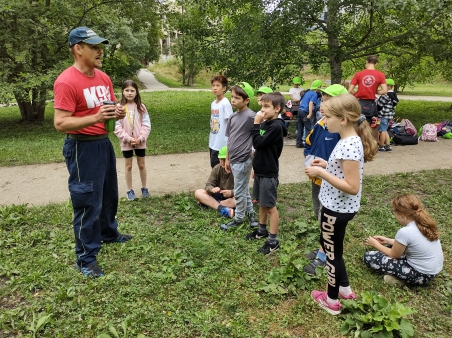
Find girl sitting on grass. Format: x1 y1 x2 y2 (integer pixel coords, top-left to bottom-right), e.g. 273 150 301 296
364 194 443 286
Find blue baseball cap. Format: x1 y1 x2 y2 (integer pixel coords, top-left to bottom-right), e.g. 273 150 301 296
68 26 108 47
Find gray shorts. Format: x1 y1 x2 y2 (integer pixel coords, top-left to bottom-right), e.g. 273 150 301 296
252 176 278 207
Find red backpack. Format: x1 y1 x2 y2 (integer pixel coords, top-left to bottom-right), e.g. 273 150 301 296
402 119 416 136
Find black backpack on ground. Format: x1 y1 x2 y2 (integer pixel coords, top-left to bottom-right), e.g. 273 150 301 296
393 133 418 145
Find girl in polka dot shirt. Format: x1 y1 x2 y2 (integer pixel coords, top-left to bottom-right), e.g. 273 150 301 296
304 94 378 315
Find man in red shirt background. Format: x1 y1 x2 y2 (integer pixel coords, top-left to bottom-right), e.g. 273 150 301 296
349 55 387 138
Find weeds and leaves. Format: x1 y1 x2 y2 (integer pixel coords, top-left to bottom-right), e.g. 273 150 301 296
0 170 451 336
27 312 52 338
340 291 416 338
258 241 318 295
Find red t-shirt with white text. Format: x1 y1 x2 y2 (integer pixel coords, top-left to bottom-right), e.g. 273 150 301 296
350 69 386 100
54 66 116 135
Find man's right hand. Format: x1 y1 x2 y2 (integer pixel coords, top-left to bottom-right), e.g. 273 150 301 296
97 104 117 122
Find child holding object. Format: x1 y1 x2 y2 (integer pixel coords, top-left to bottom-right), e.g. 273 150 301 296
245 92 288 254
305 94 378 315
114 80 151 201
364 194 443 286
195 146 235 218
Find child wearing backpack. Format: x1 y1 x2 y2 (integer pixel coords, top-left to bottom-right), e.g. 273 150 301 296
376 78 399 152
305 94 378 315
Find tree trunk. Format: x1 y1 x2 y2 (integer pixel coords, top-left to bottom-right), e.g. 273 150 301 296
14 93 34 121
326 0 342 84
14 86 46 122
329 55 342 84
32 85 47 121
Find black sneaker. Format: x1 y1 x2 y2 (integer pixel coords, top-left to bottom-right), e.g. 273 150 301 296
104 233 133 243
247 212 259 228
258 240 279 255
303 258 326 276
245 229 269 240
220 219 243 230
305 248 319 260
76 262 105 278
384 146 392 152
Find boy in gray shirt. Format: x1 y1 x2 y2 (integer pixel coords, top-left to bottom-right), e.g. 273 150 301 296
220 82 259 230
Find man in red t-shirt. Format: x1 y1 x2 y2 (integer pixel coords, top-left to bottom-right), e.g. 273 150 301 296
54 26 130 278
349 55 387 128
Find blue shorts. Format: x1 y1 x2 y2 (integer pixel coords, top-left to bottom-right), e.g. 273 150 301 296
378 117 390 132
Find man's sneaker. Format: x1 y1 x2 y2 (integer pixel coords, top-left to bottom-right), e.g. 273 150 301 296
141 187 150 197
305 248 319 260
257 240 279 254
104 233 133 243
384 274 406 286
220 219 243 230
127 190 136 201
219 207 234 218
378 146 385 152
245 229 269 240
303 258 326 276
311 290 342 315
384 146 392 152
247 212 259 228
76 262 105 278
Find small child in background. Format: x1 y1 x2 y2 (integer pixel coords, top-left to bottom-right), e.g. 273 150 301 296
305 94 378 315
220 82 259 230
296 80 322 148
209 75 233 168
246 92 287 254
376 78 399 152
289 76 305 115
114 80 151 201
364 193 443 286
195 146 235 218
255 86 273 112
303 84 348 275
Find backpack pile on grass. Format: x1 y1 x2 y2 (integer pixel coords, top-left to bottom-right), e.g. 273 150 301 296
436 120 452 139
389 118 418 145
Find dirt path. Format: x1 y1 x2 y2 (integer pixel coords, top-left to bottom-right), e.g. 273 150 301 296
1 138 451 206
1 71 450 207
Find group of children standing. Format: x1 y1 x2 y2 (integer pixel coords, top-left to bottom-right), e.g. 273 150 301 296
113 75 443 317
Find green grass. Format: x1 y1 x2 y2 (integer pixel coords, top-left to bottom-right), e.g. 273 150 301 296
1 170 451 337
398 82 452 97
0 92 451 167
149 59 213 89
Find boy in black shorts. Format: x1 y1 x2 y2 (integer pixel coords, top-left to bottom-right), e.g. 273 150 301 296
245 92 288 254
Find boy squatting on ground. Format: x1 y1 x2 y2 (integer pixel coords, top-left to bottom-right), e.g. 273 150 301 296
302 84 349 275
245 92 288 254
220 82 259 230
376 78 399 152
194 146 235 218
209 75 233 168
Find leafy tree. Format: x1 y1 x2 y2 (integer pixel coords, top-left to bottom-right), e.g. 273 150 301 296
171 0 452 88
0 0 161 122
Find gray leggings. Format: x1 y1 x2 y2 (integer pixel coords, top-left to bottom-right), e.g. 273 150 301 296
363 251 436 285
